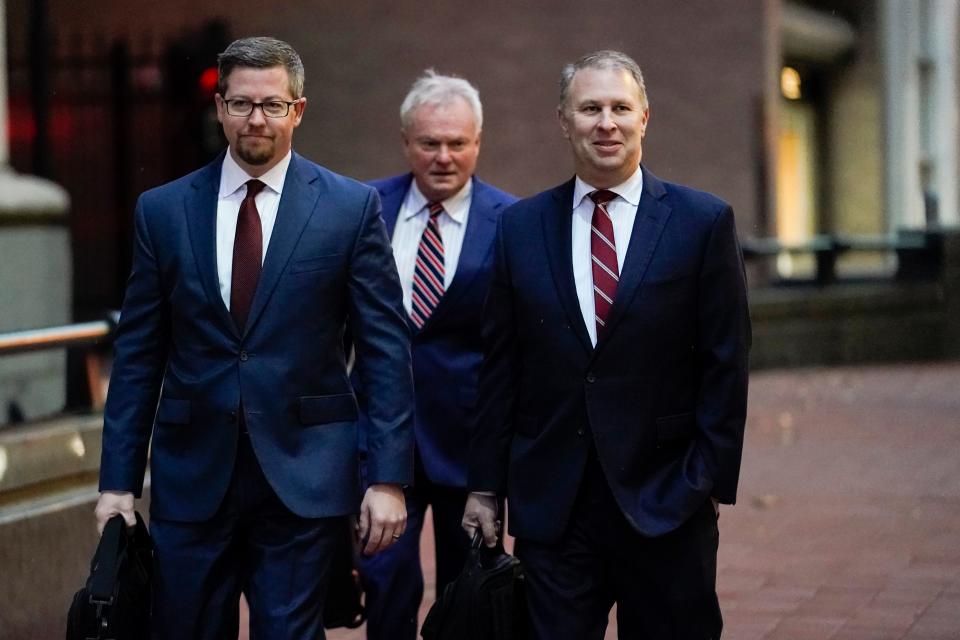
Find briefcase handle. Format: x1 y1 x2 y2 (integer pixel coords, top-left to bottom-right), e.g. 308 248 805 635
469 531 509 569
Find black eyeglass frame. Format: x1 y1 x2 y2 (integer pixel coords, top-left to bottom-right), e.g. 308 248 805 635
222 98 301 118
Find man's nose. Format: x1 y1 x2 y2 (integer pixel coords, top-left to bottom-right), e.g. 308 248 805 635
247 105 268 126
598 109 617 130
435 145 452 163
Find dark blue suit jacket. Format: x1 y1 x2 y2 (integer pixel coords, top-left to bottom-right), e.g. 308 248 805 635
99 152 414 522
469 167 751 542
360 174 516 488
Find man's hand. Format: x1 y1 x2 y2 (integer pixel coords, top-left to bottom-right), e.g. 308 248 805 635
95 491 136 534
358 483 406 556
462 492 499 548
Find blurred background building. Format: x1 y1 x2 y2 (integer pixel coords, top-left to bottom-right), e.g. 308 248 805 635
1 1 958 636
2 1 957 386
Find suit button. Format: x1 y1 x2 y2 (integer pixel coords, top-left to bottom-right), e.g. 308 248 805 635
240 351 248 362
586 373 596 383
576 428 585 436
229 411 237 422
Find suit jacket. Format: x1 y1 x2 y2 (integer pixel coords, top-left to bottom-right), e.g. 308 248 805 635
359 174 516 488
468 166 751 542
99 151 414 522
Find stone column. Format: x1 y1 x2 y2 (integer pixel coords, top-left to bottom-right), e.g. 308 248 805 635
881 0 959 231
0 0 5 167
0 0 73 426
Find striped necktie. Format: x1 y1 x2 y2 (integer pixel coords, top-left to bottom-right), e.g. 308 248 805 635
589 189 619 337
411 201 445 328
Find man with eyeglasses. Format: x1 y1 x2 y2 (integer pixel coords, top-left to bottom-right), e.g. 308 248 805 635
95 36 414 639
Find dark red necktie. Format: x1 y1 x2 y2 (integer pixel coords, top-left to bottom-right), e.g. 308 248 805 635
410 202 446 328
589 189 619 337
230 179 266 331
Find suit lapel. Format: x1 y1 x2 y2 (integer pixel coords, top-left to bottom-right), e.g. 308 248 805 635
375 174 417 332
377 175 411 237
594 167 672 351
184 154 239 339
542 179 593 355
243 153 321 336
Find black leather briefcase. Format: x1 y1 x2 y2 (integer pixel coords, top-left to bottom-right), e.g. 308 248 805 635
66 512 152 640
421 533 527 640
323 516 365 629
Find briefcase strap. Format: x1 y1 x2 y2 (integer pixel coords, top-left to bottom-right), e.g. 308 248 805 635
88 515 127 605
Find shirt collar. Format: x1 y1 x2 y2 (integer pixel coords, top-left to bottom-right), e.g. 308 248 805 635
219 149 292 198
572 164 644 210
402 176 473 224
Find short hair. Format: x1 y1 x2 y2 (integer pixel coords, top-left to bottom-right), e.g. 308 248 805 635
558 50 648 111
217 37 305 99
400 69 483 132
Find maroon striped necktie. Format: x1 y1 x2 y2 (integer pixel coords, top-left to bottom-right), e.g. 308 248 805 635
411 202 446 328
230 179 265 331
589 189 619 337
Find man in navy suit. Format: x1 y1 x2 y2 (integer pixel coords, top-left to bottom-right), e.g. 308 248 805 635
95 37 414 639
463 50 751 639
356 70 516 640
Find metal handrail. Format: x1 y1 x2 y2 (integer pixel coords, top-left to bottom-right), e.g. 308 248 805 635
741 230 944 284
0 320 113 356
0 315 119 412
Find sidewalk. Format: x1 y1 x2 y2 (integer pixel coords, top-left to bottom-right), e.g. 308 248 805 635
717 362 960 640
313 361 960 639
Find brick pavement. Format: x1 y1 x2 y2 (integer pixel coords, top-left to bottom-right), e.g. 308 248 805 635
244 362 960 639
716 362 960 640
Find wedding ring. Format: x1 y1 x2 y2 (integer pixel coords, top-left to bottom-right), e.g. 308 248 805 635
391 533 402 539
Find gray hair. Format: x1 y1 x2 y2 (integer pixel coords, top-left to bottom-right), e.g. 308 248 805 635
218 37 305 99
559 50 648 111
400 69 483 132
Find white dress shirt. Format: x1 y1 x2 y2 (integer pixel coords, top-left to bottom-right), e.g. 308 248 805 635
391 178 473 315
216 150 291 310
571 165 644 346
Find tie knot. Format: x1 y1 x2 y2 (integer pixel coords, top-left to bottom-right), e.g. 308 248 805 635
589 189 617 206
427 201 445 219
245 179 266 199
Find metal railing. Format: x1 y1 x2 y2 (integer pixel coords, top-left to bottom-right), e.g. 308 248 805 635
741 229 944 285
0 320 114 355
0 314 118 414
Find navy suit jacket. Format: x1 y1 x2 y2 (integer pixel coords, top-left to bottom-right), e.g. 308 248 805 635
468 167 751 542
99 151 414 522
359 174 516 488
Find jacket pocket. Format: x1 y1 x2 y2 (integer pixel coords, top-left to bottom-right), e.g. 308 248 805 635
156 398 191 424
289 254 344 274
655 412 696 443
514 413 541 438
299 394 359 426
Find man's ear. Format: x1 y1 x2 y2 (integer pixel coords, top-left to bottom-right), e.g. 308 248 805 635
292 97 307 127
639 107 650 137
215 94 225 124
400 128 412 156
557 107 571 139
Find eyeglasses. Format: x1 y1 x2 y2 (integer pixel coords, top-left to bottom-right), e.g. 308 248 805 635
222 98 299 118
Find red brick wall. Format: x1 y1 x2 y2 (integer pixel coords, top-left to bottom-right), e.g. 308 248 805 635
8 0 769 230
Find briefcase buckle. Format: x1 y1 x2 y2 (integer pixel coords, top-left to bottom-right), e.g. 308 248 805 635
84 601 114 640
